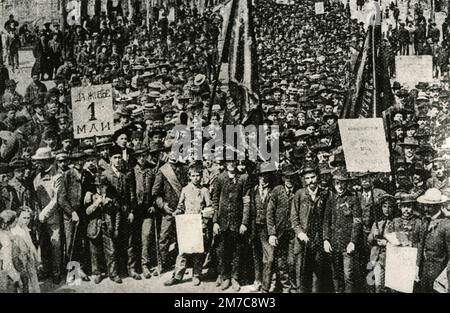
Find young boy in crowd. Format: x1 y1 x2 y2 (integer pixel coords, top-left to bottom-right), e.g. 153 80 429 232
164 163 212 287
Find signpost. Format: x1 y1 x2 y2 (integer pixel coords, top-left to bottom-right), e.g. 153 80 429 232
71 84 115 139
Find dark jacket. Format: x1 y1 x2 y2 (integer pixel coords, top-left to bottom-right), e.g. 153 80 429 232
102 166 136 215
243 185 271 239
267 185 295 237
212 172 246 232
291 187 329 250
57 167 84 219
323 189 362 252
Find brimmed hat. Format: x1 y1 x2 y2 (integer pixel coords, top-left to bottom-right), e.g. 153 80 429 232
280 163 298 176
194 74 206 86
31 147 54 160
399 137 419 148
301 162 317 176
148 142 164 154
417 188 449 204
395 192 417 204
330 152 346 167
373 188 395 204
332 168 352 181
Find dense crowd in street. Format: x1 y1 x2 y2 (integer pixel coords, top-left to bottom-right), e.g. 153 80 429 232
0 0 449 293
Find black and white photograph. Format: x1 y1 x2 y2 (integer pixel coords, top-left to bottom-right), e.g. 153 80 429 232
0 0 449 296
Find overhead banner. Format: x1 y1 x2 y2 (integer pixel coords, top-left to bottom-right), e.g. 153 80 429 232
395 55 433 88
175 214 204 254
385 244 417 293
338 118 391 172
71 84 115 139
315 2 325 14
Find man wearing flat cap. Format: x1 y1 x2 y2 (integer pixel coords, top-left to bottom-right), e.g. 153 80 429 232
102 145 137 279
323 168 362 293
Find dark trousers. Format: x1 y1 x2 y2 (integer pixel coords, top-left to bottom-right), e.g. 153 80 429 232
89 227 118 278
216 229 243 281
266 232 294 293
252 224 273 284
296 242 323 293
64 217 90 273
38 222 62 278
330 251 356 293
159 214 176 270
141 216 157 269
126 217 142 273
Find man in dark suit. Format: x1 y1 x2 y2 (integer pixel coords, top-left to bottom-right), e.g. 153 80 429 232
266 164 298 293
242 164 273 292
212 160 247 291
291 163 330 293
152 150 188 272
323 168 362 293
48 33 63 80
102 145 137 278
32 32 49 80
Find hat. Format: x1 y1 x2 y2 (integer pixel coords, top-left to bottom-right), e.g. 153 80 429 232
417 188 448 204
280 163 298 176
31 147 54 160
194 74 206 86
373 188 395 204
255 162 276 175
399 137 419 148
55 152 69 161
0 163 12 174
395 192 417 204
70 151 85 160
95 137 112 149
332 168 352 181
109 145 123 157
301 162 317 176
330 152 346 167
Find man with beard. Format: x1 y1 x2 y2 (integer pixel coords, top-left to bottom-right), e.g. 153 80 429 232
57 151 91 282
212 160 247 291
416 188 450 292
266 164 298 293
291 163 330 293
32 147 63 284
323 168 362 293
152 149 188 272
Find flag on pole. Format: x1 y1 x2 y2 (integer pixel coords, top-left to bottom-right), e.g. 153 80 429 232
342 23 395 118
218 0 260 122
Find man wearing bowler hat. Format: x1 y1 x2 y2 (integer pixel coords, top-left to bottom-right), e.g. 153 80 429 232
266 163 299 293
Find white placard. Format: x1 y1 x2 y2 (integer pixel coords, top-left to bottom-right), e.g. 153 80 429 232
168 7 175 23
338 118 391 172
315 2 325 14
175 214 204 254
71 84 114 139
385 244 417 293
395 55 433 88
434 266 448 293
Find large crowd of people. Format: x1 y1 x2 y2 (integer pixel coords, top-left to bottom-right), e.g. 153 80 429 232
0 0 449 294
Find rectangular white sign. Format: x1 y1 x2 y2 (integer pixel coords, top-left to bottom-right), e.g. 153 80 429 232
71 84 114 139
385 244 417 293
338 118 391 172
395 55 433 88
176 214 204 254
315 2 325 14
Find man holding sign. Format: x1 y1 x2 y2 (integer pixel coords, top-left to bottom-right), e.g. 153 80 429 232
164 163 212 287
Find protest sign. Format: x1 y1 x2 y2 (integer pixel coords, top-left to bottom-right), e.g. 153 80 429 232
71 84 114 139
395 55 433 88
315 2 325 14
276 0 295 5
338 118 391 172
175 214 204 254
385 244 417 293
434 266 448 293
168 7 176 22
